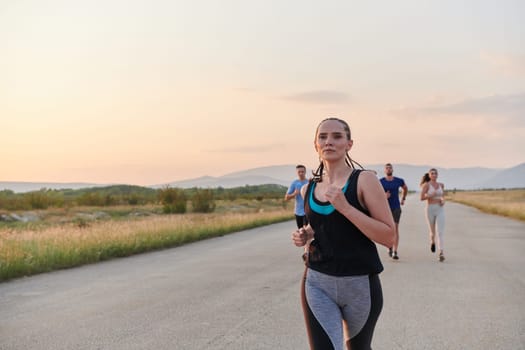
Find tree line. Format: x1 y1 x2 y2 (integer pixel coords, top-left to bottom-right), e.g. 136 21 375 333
0 184 287 213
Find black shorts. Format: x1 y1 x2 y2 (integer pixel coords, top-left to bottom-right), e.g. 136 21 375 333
391 207 402 223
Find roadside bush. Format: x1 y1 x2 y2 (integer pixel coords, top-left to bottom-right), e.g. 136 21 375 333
191 189 216 213
158 187 187 214
128 194 139 205
28 192 49 209
0 190 24 210
78 193 101 206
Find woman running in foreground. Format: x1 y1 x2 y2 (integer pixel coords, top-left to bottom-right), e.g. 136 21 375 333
292 117 395 350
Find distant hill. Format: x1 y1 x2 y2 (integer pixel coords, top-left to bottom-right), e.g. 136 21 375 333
151 174 291 189
0 182 111 193
156 162 525 190
476 163 525 189
365 164 502 191
153 164 311 190
2 162 524 193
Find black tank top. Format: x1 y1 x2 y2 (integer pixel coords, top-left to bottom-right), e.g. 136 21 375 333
304 169 384 276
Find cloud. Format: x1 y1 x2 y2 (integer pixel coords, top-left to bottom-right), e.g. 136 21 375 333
234 87 258 93
480 51 525 77
392 93 525 125
205 143 286 153
282 90 350 104
423 93 525 123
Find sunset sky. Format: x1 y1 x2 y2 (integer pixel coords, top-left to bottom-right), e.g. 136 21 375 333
1 0 524 186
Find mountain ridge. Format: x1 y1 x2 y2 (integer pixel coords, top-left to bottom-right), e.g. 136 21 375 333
154 162 525 190
2 162 524 193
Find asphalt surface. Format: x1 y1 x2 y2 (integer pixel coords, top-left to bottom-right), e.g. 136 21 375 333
0 196 524 349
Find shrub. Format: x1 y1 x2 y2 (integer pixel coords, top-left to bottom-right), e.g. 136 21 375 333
158 187 187 214
78 192 105 206
25 191 50 209
128 195 139 205
191 189 216 213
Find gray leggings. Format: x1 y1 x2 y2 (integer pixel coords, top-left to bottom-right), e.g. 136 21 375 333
425 203 445 251
301 268 383 350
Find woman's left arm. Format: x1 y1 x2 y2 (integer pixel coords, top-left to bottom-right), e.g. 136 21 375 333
328 171 395 247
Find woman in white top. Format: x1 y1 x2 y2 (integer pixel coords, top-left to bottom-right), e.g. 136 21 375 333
420 168 446 262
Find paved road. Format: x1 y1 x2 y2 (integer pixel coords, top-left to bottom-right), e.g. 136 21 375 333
1 196 524 349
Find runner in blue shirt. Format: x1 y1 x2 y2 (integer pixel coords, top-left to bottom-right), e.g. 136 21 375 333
380 163 408 260
284 164 309 229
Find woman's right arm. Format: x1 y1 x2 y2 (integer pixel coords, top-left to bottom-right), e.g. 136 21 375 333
420 183 429 201
292 225 314 247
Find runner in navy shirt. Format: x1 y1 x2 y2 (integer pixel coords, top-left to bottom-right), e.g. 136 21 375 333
380 163 408 260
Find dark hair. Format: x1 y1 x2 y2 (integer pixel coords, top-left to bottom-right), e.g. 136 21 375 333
420 168 437 186
420 173 431 186
312 117 364 182
296 164 306 170
385 163 393 167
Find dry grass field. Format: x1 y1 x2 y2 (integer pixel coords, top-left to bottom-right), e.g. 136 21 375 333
3 190 522 282
0 199 292 282
447 189 525 222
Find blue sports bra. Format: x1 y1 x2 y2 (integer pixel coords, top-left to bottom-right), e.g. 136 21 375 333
308 177 351 215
